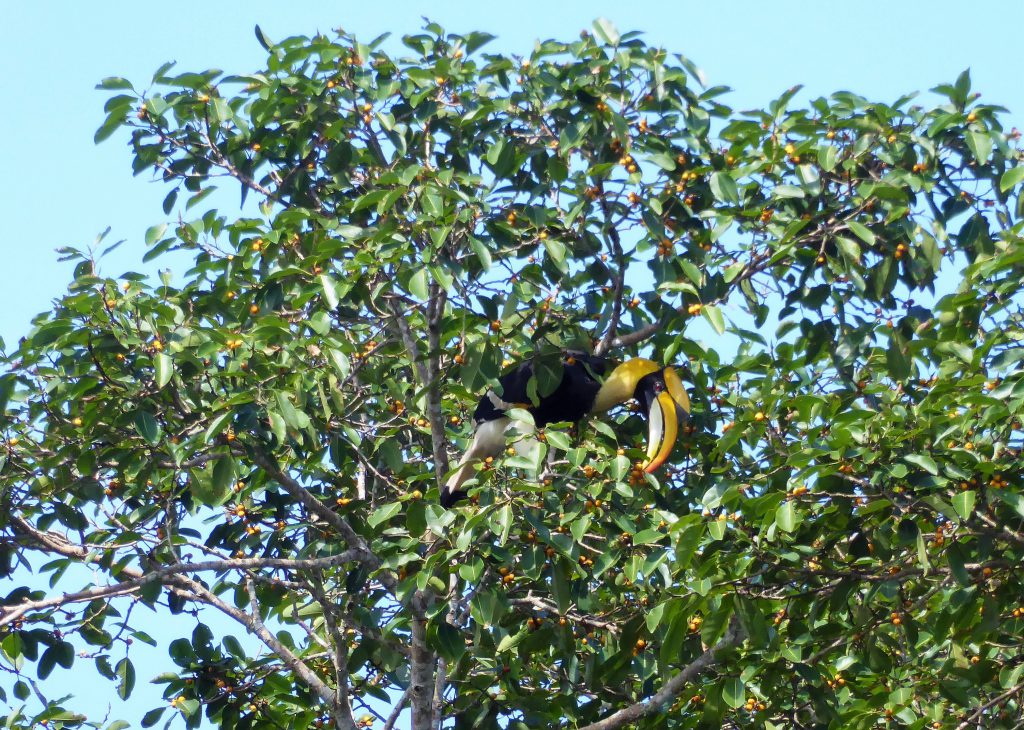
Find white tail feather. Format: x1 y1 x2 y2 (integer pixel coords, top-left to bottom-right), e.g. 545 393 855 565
441 418 510 506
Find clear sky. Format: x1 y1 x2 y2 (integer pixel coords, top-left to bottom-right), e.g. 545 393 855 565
2 1 1022 726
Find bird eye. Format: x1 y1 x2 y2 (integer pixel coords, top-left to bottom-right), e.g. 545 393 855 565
653 382 664 392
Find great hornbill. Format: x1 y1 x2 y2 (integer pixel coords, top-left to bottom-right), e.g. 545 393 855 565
441 354 690 507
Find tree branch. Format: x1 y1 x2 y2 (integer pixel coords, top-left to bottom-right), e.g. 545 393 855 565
383 686 412 730
409 598 436 730
425 283 450 490
0 550 367 628
595 181 626 357
245 448 395 592
578 617 744 730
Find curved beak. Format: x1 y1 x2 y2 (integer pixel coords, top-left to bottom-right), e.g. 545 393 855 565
643 390 684 473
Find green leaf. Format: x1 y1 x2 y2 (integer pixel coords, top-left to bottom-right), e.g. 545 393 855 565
646 152 677 171
275 392 310 430
772 184 804 199
408 268 430 300
1000 166 1024 193
645 601 667 633
154 353 173 389
886 336 911 381
917 532 931 575
632 529 664 547
904 454 938 475
591 18 620 45
966 129 992 164
775 500 798 532
679 260 702 286
722 677 746 709
543 238 568 272
319 274 340 309
145 223 168 246
947 543 970 586
991 487 1024 518
368 502 401 528
702 305 725 335
710 172 739 204
543 430 572 451
141 708 165 728
496 629 527 654
818 144 838 172
254 24 275 51
1001 663 1024 690
134 410 162 445
212 455 237 498
98 77 134 90
847 220 875 246
433 621 465 661
953 490 976 520
835 236 861 264
469 238 492 272
188 466 231 507
116 657 136 700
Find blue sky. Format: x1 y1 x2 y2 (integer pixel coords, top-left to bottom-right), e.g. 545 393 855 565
4 2 1022 350
2 1 1022 727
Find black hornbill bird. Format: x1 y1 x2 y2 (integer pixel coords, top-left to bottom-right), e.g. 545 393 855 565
441 354 690 507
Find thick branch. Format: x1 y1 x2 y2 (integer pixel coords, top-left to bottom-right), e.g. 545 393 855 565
409 602 436 730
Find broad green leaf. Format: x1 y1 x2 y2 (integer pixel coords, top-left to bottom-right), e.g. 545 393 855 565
154 353 173 389
710 172 739 204
319 274 340 309
953 490 975 520
966 129 992 164
134 410 162 445
592 18 620 45
408 268 430 300
999 166 1024 193
702 305 725 335
904 454 938 475
776 501 798 532
722 677 746 709
116 658 136 700
847 220 875 245
368 502 401 528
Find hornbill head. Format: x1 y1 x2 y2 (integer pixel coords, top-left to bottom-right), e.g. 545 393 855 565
592 358 690 473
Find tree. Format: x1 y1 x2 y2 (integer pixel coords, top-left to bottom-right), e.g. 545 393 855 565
2 18 1023 729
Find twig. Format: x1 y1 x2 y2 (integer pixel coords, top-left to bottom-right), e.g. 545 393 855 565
383 686 412 730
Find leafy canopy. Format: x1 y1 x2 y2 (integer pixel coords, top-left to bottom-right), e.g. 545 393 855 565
2 18 1024 730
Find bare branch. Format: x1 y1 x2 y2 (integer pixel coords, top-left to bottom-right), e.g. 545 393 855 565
0 550 368 627
383 686 412 730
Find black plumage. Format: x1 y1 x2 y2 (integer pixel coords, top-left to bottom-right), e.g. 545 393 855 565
472 354 609 427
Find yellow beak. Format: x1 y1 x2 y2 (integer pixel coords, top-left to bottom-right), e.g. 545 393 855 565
643 390 681 473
